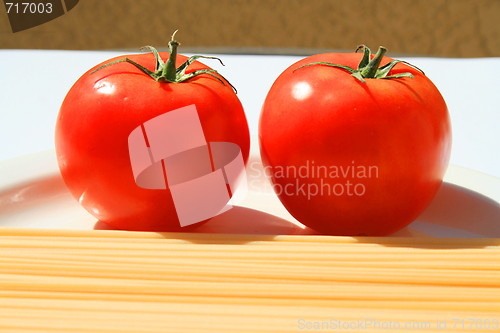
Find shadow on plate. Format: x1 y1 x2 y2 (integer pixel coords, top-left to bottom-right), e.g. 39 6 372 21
376 182 500 249
413 181 500 237
94 206 318 244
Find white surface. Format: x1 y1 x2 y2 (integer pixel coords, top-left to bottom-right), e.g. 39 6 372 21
0 50 499 179
0 148 498 237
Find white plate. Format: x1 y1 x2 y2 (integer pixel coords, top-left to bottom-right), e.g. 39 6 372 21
0 145 499 237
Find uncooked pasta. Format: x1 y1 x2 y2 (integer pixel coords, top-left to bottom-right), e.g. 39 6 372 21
0 227 498 333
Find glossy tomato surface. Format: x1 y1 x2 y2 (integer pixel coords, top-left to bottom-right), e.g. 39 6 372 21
56 53 250 231
259 52 451 236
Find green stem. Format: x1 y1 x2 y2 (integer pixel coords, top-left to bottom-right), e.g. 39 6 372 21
163 30 179 81
361 46 387 78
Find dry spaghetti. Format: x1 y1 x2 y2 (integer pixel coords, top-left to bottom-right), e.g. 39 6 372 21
0 227 498 333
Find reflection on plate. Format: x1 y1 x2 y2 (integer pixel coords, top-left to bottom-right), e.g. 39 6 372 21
0 147 499 237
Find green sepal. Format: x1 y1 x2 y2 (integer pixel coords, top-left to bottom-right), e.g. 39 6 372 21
91 31 237 92
295 45 424 83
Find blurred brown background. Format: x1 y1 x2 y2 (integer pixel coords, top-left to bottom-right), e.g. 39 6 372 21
1 0 499 57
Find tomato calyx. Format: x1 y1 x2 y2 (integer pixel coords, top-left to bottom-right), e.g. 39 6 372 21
295 45 424 83
91 31 237 92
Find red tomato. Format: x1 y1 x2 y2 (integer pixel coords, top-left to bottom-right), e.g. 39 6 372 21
56 37 250 231
259 46 451 236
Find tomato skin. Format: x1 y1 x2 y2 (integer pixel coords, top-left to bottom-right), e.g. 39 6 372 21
56 53 250 231
259 52 451 236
